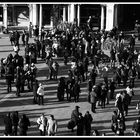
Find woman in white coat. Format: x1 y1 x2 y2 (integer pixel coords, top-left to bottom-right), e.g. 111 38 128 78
46 114 57 136
37 113 47 136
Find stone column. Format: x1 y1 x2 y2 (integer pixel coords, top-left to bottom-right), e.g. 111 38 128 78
70 4 75 23
68 4 70 22
105 3 114 31
39 4 42 35
32 4 37 27
77 4 80 26
3 4 8 29
113 4 118 28
63 5 66 22
100 5 105 30
28 4 33 23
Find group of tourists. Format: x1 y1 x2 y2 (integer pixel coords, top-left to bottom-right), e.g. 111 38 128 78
1 16 140 136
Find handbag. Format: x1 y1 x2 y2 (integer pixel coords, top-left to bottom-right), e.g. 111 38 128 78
67 119 76 129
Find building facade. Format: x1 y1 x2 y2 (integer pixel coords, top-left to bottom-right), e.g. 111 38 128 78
0 3 140 32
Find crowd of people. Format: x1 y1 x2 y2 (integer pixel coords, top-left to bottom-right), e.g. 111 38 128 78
1 17 140 136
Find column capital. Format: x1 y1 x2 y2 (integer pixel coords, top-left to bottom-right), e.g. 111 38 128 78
2 4 8 9
100 4 106 7
106 3 115 7
28 4 32 7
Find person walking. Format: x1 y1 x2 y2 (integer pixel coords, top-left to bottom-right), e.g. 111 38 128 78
73 80 81 102
84 111 93 136
37 83 45 105
37 113 48 136
18 114 30 136
46 114 58 136
3 112 12 136
32 79 39 104
11 111 19 136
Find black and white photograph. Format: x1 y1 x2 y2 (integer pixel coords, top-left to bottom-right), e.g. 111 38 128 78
0 1 140 137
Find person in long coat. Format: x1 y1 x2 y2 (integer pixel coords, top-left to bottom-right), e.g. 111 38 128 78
70 106 80 131
5 64 13 93
18 114 30 136
46 114 58 136
90 86 97 113
32 79 39 104
11 111 19 136
37 113 47 136
57 77 66 101
4 112 12 136
76 113 85 136
84 111 93 136
73 80 81 102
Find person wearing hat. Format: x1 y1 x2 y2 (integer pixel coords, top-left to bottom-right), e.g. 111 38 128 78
37 83 45 105
69 106 80 131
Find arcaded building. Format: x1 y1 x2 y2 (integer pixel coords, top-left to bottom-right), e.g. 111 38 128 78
0 3 140 32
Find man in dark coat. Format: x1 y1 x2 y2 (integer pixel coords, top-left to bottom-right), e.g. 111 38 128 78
90 67 97 86
129 34 135 53
84 111 93 136
4 112 12 136
123 90 130 116
109 78 116 99
57 77 66 101
11 111 19 136
5 65 13 93
14 30 20 46
32 79 39 104
19 114 30 136
34 25 39 40
76 113 84 136
73 80 81 102
70 106 80 131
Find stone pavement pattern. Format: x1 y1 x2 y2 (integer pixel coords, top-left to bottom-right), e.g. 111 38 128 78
0 35 140 136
